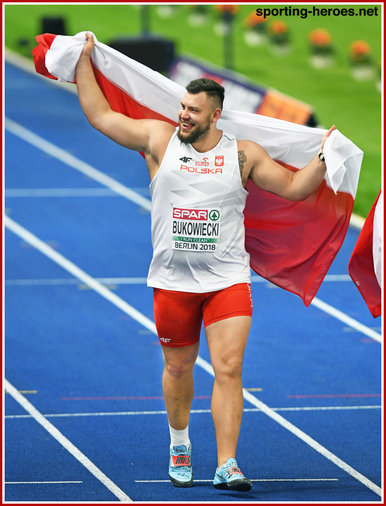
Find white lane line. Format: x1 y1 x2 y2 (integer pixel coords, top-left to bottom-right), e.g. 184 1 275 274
5 481 83 485
4 277 148 287
5 188 117 197
5 274 353 287
5 216 381 498
314 274 352 282
5 117 151 212
5 277 148 287
5 404 381 419
311 297 382 343
5 187 149 198
135 478 339 484
5 118 378 340
4 379 132 502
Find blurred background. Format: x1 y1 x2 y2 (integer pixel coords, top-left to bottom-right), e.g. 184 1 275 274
4 2 382 218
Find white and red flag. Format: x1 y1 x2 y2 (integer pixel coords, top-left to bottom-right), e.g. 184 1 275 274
32 32 364 306
349 191 382 318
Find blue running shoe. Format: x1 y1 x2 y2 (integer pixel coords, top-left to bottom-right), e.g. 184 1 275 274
168 444 193 487
213 458 252 491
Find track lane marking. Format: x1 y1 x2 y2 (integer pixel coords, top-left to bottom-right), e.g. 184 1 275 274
3 379 132 502
5 404 381 419
5 481 83 485
5 215 382 498
5 187 149 198
5 118 151 211
311 297 381 342
288 393 381 399
5 118 380 342
5 274 354 286
135 478 340 484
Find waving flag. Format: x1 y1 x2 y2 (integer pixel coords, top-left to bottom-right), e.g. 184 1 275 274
32 32 363 306
349 191 382 318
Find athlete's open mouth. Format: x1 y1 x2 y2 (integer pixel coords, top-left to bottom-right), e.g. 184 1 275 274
181 122 194 131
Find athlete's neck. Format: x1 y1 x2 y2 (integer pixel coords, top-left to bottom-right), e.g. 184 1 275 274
191 128 223 153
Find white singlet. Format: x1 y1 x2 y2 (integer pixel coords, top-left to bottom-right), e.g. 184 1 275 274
147 128 251 293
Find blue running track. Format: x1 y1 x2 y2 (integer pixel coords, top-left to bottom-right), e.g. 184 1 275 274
4 55 382 503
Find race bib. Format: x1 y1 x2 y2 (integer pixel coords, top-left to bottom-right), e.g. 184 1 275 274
172 207 221 252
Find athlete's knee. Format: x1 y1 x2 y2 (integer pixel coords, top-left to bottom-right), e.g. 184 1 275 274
213 353 244 381
163 346 198 379
164 360 192 379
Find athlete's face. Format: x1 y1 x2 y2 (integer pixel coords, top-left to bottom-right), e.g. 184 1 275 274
177 92 218 144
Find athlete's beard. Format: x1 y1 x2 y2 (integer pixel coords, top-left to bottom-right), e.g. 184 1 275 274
177 118 211 145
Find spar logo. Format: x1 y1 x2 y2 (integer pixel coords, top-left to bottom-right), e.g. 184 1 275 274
173 208 221 221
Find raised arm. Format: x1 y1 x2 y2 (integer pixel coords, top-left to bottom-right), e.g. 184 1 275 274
240 126 336 201
75 33 173 158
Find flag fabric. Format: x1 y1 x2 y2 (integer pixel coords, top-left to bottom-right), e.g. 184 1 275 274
32 32 364 306
349 191 382 318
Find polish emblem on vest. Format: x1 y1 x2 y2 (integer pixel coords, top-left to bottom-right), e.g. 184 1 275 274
215 155 224 167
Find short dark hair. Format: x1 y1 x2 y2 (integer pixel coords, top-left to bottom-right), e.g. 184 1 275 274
186 78 225 110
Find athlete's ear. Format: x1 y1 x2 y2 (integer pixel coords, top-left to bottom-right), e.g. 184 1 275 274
211 107 222 124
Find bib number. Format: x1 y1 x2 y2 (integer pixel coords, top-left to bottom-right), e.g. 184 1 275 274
172 208 220 252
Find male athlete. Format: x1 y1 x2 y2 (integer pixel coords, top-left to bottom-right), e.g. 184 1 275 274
75 33 334 491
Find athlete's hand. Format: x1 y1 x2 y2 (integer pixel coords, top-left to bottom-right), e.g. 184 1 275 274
81 32 95 59
321 125 336 151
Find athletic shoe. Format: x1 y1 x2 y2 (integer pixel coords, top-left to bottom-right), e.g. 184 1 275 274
168 444 193 487
213 458 252 491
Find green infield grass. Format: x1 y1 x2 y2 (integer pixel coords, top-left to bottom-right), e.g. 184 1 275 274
4 3 382 218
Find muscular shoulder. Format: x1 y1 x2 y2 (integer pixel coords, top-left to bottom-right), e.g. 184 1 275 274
237 139 264 157
237 139 264 185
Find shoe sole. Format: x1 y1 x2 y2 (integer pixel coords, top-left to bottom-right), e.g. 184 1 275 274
214 479 252 491
169 474 193 487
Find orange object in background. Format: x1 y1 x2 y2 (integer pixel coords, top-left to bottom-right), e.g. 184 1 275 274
257 90 313 125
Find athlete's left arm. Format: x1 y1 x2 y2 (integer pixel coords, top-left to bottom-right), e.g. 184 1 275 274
239 126 335 201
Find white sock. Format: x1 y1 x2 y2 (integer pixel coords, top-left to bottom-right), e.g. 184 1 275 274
169 424 190 449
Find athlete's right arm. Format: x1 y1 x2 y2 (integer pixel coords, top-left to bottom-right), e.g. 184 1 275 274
75 33 166 154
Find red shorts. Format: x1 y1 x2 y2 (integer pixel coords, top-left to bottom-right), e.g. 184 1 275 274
153 283 253 348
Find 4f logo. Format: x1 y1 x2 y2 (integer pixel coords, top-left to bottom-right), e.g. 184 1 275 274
215 156 224 167
180 156 192 163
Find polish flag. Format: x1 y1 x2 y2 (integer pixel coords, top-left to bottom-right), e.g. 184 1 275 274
32 32 364 306
349 192 382 318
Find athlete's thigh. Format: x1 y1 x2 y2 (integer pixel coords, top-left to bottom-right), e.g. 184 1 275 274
153 288 204 348
202 283 253 328
205 315 252 371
